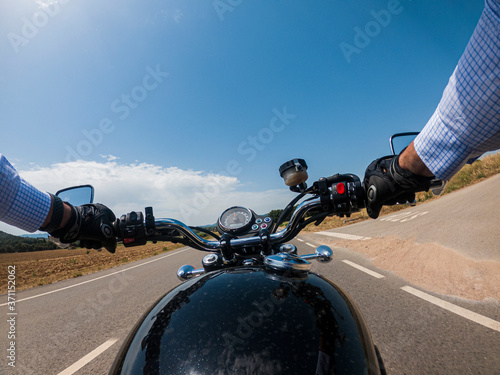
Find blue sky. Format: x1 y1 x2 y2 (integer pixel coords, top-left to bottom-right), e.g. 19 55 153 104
0 0 485 234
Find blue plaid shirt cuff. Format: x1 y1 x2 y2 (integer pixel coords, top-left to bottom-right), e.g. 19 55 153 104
1 179 52 233
0 155 52 233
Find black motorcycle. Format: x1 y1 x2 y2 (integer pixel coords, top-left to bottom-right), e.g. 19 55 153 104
56 132 451 374
59 158 389 374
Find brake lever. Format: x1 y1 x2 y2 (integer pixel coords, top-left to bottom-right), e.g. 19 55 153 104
145 206 156 236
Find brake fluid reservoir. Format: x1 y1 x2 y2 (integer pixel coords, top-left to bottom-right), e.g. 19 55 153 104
279 159 308 186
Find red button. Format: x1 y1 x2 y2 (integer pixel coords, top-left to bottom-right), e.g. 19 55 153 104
337 183 345 195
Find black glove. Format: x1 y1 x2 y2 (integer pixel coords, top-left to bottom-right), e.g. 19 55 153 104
363 154 433 219
43 195 117 253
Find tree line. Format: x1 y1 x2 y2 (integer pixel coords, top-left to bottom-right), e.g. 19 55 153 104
0 231 59 253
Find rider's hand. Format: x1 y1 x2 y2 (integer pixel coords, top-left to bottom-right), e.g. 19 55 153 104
363 153 433 219
45 198 117 253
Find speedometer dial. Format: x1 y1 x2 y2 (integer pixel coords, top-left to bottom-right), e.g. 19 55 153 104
218 206 253 234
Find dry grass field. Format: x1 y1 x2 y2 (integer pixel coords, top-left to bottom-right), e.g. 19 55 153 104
0 242 182 294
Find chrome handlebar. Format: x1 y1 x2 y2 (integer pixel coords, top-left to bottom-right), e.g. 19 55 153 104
150 196 325 252
115 172 365 253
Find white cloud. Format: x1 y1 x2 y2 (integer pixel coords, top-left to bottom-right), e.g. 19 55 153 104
99 154 119 162
16 160 295 229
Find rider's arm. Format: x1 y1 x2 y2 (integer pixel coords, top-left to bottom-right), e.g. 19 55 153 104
399 141 434 177
0 154 53 232
0 153 116 251
413 0 500 180
364 0 500 219
40 196 73 230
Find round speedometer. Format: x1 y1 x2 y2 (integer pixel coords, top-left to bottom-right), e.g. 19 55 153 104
218 206 254 234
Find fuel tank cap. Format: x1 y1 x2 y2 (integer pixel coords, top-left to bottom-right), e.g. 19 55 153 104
264 252 312 273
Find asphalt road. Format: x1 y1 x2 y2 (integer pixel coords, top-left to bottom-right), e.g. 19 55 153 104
1 240 499 374
324 174 500 261
304 238 500 375
0 176 499 374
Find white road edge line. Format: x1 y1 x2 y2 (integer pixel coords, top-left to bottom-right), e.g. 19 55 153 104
57 338 118 375
0 248 189 307
401 286 500 333
296 238 304 242
342 260 385 279
305 242 316 248
316 231 371 240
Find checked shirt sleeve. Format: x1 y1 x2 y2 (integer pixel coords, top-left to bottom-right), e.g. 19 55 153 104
414 0 500 181
0 154 52 232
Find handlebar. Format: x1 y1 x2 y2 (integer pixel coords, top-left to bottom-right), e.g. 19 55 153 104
114 173 365 256
112 167 443 257
152 196 324 250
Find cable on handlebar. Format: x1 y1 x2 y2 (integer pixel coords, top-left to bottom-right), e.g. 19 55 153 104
272 191 308 233
298 212 329 229
220 233 235 261
259 229 272 255
190 226 221 241
117 172 366 254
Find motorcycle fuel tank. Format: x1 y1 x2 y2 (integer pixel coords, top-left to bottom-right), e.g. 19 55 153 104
110 267 381 375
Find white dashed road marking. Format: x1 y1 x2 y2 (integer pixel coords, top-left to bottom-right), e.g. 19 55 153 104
0 249 188 306
380 211 429 222
302 237 500 333
342 260 385 279
401 286 500 332
316 231 371 240
57 339 118 375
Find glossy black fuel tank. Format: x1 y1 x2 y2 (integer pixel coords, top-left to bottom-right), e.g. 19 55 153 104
110 267 381 375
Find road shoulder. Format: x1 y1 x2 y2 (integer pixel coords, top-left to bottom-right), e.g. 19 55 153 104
304 233 500 302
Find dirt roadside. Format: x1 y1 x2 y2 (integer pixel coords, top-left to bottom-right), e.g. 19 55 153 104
309 234 500 302
0 242 183 294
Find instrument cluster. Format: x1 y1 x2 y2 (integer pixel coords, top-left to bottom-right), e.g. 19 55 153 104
217 206 273 236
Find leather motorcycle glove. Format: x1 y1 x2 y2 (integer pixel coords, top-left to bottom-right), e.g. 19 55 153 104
363 154 433 219
41 195 117 253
